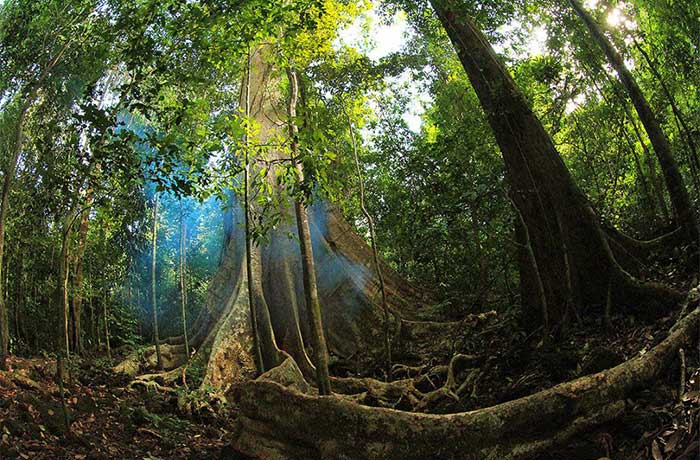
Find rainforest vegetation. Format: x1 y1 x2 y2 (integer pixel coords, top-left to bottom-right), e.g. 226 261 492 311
1 0 700 458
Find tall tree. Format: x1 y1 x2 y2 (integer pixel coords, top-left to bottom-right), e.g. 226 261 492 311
179 201 190 359
567 0 698 242
151 194 163 370
241 48 284 373
71 192 92 355
429 0 681 333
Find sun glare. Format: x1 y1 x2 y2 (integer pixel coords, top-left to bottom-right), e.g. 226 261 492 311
607 8 624 27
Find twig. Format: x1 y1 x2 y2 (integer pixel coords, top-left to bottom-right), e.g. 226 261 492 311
137 427 164 439
678 348 685 402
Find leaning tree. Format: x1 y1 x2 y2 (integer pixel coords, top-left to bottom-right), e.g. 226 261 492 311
428 0 685 335
567 0 699 244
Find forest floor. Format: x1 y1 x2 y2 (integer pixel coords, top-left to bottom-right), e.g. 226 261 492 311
0 356 240 460
1 312 698 460
1 263 699 459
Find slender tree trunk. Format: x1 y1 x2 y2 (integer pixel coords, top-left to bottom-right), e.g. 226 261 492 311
103 287 111 361
342 101 392 380
71 196 91 355
179 202 190 359
13 249 22 346
632 37 700 194
0 102 29 370
151 194 163 369
93 272 101 350
568 0 698 241
584 65 671 222
89 273 96 351
469 206 489 308
58 215 73 357
287 68 331 395
622 124 657 222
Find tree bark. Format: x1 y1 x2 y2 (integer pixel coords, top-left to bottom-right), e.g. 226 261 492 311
89 274 96 351
103 287 111 361
568 0 698 242
242 49 276 373
58 215 74 357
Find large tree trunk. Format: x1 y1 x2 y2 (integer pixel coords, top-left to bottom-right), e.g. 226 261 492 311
429 0 683 332
241 48 285 374
116 45 428 390
568 0 698 242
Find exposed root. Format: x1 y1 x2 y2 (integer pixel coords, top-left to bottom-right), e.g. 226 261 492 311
390 363 426 379
606 224 684 256
331 375 423 410
128 379 177 394
0 370 45 392
231 299 700 459
413 354 481 412
131 367 185 386
399 311 496 342
113 343 188 377
675 283 700 324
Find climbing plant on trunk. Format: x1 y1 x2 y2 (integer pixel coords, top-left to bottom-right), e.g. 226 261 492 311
287 68 332 395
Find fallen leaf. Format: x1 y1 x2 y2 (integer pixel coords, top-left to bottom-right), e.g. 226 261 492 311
651 440 663 460
665 430 683 453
